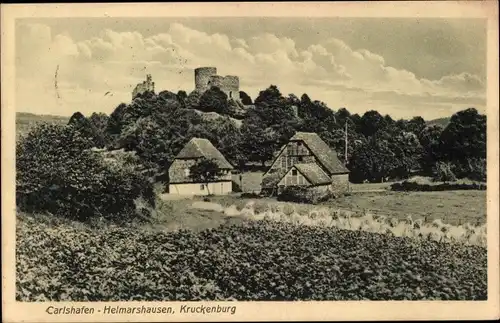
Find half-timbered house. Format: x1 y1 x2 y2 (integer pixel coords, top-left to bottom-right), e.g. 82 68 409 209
263 132 350 193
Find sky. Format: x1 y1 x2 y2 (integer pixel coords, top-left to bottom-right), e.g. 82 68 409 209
15 17 487 120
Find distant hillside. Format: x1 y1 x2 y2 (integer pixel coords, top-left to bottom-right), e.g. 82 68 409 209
426 117 450 127
16 112 70 140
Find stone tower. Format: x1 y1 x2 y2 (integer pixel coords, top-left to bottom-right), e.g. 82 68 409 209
194 67 217 93
132 74 155 99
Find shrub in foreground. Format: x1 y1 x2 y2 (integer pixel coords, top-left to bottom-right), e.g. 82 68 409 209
278 186 334 204
16 216 487 301
16 123 154 222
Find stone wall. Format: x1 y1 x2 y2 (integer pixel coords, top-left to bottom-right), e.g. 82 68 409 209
222 75 239 99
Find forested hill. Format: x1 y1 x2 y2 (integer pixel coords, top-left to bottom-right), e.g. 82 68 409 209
17 85 486 184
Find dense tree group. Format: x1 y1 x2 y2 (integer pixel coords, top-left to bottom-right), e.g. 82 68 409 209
64 85 487 183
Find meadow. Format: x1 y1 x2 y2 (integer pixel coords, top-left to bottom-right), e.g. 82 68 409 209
225 170 486 227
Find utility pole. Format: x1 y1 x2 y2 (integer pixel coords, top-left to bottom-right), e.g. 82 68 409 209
344 121 348 166
345 120 350 193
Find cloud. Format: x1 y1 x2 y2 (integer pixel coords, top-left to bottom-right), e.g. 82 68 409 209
15 22 486 119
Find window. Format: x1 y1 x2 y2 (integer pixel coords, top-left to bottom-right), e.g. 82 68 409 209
229 91 232 98
281 157 286 169
184 168 190 177
298 156 303 162
200 184 205 190
291 169 298 176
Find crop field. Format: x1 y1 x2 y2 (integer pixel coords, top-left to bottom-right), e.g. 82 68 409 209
16 212 486 301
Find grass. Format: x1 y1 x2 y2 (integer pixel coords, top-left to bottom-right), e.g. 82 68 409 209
231 171 263 193
326 190 486 226
205 189 486 227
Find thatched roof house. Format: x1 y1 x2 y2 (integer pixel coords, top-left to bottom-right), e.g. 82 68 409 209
168 138 233 195
175 138 233 170
264 131 350 194
287 132 349 175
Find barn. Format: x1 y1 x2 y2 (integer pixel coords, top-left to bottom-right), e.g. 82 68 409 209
263 132 350 194
168 138 233 195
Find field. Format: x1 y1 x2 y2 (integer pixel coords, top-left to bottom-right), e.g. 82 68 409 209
209 190 486 227
17 211 487 301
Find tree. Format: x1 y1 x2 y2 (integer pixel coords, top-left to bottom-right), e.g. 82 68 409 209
89 112 112 148
254 85 282 106
239 85 298 166
68 112 107 148
358 110 388 137
189 117 246 169
239 91 253 105
107 103 128 137
418 124 444 175
16 123 154 222
177 90 188 108
407 116 426 135
198 86 229 114
110 94 203 176
335 107 351 125
186 90 202 110
158 90 178 101
240 121 278 166
348 136 397 183
433 161 457 183
439 108 486 179
388 131 423 179
189 157 224 195
440 108 486 161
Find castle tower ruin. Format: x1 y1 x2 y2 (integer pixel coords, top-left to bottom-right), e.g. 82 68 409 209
132 74 155 99
222 75 239 99
195 67 217 93
194 67 240 100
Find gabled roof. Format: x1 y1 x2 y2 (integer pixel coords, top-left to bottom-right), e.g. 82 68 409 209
175 138 233 169
290 132 349 174
293 163 332 186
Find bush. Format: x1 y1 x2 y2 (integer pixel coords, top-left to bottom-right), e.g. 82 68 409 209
433 162 457 182
260 171 286 196
390 181 486 192
16 123 154 222
278 186 333 204
451 158 486 182
240 192 261 199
